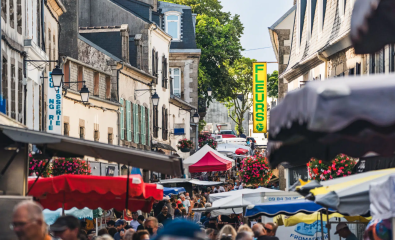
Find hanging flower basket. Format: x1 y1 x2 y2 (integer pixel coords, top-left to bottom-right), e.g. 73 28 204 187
240 154 273 186
307 154 357 181
177 139 193 152
198 133 217 149
180 148 191 153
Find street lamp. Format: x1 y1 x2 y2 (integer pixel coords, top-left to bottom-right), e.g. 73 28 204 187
193 112 200 123
51 65 64 88
80 85 90 103
207 87 212 97
151 92 160 106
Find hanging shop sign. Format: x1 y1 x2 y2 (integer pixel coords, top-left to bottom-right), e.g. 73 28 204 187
252 62 267 133
46 72 62 134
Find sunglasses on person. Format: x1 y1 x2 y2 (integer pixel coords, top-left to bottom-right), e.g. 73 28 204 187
264 227 272 233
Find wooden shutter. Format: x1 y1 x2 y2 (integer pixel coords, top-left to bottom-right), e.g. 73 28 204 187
133 104 137 143
141 106 145 145
155 51 159 81
126 100 132 141
120 98 124 140
147 108 150 146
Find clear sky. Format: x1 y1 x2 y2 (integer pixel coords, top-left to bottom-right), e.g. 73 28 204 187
221 0 294 74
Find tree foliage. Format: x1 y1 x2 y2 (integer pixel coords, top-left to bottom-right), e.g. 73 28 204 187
267 70 279 99
222 57 255 135
162 0 244 103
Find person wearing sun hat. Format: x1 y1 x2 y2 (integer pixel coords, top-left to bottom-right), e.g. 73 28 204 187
335 223 358 240
152 218 205 240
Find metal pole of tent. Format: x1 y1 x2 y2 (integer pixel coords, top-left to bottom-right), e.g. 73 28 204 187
125 162 131 218
320 211 324 240
327 208 331 240
392 218 395 240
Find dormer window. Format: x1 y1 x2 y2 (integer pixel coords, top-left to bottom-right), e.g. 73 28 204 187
165 12 181 41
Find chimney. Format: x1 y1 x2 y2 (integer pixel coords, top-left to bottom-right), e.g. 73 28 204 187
137 0 157 11
59 0 79 59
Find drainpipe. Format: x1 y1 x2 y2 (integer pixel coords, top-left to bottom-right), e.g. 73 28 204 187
117 62 124 146
317 52 328 79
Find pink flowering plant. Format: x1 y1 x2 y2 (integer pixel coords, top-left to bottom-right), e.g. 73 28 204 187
51 157 91 176
177 138 194 150
307 154 356 181
29 153 51 177
240 154 273 186
198 133 217 149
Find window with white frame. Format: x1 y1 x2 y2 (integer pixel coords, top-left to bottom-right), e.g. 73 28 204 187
317 0 327 35
170 68 181 97
165 12 181 41
339 0 345 18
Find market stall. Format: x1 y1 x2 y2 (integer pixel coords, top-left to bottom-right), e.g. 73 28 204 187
266 74 395 168
296 168 395 216
163 187 186 196
27 174 163 212
189 151 233 173
183 145 235 172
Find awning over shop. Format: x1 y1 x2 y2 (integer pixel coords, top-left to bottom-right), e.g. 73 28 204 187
0 124 182 175
267 74 395 168
245 199 336 218
28 174 163 212
189 151 233 173
296 168 395 216
152 142 177 152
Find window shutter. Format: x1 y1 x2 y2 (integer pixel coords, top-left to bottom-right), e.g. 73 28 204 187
141 106 145 145
147 108 150 146
120 98 124 140
133 104 137 143
136 104 140 144
126 100 132 141
155 52 159 83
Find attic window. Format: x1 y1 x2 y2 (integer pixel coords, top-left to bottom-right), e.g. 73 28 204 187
165 12 181 41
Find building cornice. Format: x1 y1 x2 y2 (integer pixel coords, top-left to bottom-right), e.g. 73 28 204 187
149 23 173 43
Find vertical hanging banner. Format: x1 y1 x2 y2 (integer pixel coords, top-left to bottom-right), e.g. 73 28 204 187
252 62 267 133
47 72 62 134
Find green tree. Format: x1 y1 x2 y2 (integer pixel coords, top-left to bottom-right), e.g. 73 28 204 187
196 14 244 102
222 57 255 135
162 0 244 104
267 70 279 98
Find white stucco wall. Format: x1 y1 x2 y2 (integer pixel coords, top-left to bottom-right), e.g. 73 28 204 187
62 91 118 146
169 103 191 157
149 25 172 144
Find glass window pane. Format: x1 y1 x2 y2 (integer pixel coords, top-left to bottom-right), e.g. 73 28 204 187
168 22 178 39
167 15 179 21
174 76 180 88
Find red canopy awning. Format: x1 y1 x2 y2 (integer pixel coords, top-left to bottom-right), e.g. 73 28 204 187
189 151 233 173
27 174 163 212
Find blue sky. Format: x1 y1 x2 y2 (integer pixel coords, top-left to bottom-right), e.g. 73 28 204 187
221 0 294 74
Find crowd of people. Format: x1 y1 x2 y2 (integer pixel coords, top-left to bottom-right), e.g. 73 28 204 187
11 199 281 240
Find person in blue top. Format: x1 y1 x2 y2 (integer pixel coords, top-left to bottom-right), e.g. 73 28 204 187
335 223 358 240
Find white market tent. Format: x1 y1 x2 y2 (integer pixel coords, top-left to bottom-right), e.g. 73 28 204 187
183 145 235 175
195 188 300 217
158 178 223 186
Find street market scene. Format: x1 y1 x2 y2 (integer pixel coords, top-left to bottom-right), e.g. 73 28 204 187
1 0 395 240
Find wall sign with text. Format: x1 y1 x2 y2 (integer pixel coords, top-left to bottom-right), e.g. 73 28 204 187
46 72 62 134
252 62 267 133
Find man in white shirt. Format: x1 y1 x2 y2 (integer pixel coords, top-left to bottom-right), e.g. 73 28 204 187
180 194 191 212
129 212 140 231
